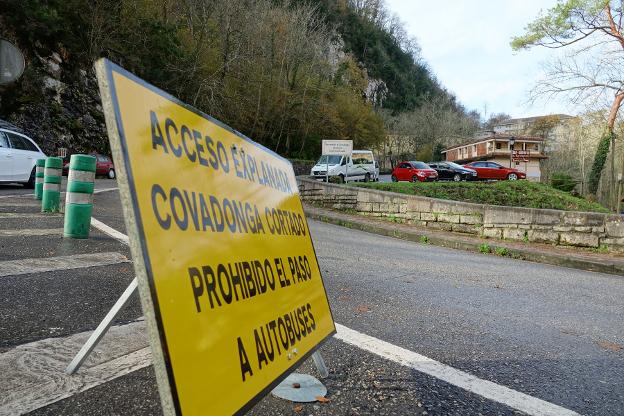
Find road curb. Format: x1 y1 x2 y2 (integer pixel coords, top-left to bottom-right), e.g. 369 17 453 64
305 209 624 277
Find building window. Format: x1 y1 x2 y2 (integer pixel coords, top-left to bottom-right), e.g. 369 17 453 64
496 142 501 150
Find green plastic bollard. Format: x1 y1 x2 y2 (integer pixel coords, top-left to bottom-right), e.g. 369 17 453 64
42 157 63 213
63 154 96 238
34 159 45 200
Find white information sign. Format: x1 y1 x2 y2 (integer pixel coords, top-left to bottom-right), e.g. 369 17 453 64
322 140 353 156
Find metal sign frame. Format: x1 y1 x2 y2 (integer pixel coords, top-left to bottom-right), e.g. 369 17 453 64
93 59 335 415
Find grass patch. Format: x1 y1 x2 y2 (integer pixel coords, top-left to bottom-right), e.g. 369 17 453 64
352 181 609 213
494 247 510 256
479 243 491 254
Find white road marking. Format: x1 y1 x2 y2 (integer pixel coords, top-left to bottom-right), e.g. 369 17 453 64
93 187 119 194
0 320 150 415
0 252 129 277
87 221 583 416
91 218 129 244
0 193 34 199
0 186 115 201
0 228 63 237
0 219 581 416
0 200 40 207
0 213 51 219
335 324 579 416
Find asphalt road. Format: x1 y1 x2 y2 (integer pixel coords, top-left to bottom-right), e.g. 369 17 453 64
1 182 623 415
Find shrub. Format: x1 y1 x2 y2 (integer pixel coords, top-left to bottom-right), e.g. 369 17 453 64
588 132 613 195
479 243 491 254
550 172 577 192
494 247 510 256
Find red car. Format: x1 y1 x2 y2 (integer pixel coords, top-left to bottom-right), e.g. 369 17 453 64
462 161 526 180
63 153 116 179
391 161 438 182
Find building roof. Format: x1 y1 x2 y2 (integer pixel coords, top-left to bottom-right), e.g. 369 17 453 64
442 134 544 153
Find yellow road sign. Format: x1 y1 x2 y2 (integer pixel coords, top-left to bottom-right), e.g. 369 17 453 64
95 59 335 415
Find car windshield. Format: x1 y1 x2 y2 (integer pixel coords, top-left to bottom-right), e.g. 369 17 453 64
317 155 342 165
411 161 430 169
446 162 465 169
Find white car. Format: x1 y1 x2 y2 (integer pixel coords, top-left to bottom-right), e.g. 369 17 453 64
310 150 377 183
0 120 46 188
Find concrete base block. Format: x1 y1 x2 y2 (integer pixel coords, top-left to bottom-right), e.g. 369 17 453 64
460 214 482 225
420 212 437 221
560 232 600 248
528 230 559 244
502 228 527 241
452 223 480 234
436 213 460 223
483 228 502 239
426 222 453 231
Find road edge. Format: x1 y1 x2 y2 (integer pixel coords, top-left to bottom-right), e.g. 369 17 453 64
305 209 624 277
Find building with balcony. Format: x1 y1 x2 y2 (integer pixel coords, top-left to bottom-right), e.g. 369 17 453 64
442 134 547 181
491 114 578 152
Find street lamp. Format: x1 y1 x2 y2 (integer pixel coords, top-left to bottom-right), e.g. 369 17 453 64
509 136 516 168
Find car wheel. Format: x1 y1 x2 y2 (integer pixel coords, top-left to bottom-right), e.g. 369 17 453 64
338 174 345 184
391 175 398 182
108 169 116 179
453 173 462 182
411 175 419 183
364 173 370 182
507 173 518 181
25 167 36 189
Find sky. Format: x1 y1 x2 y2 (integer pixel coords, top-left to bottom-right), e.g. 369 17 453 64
384 0 574 119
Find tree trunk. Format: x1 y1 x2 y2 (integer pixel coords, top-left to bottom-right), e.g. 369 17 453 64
608 93 623 208
588 93 624 198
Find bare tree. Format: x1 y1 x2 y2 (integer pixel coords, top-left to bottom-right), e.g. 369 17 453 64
512 0 624 204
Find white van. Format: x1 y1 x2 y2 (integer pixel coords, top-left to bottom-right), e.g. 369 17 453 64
0 120 46 188
310 150 377 183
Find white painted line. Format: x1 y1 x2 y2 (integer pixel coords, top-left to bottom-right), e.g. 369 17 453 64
0 320 150 415
0 193 34 199
335 324 579 416
91 217 129 245
8 219 576 416
93 187 118 194
0 200 41 207
0 213 51 219
0 228 63 237
0 187 115 201
0 252 130 277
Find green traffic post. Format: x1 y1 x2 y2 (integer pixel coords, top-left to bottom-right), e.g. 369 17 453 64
34 159 45 200
63 154 96 238
42 157 63 213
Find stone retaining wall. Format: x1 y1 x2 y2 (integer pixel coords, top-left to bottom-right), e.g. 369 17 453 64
297 177 624 251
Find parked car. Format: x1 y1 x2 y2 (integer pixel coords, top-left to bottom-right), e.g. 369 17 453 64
391 161 438 182
310 150 376 183
463 161 526 180
428 161 477 181
0 119 46 188
63 153 115 179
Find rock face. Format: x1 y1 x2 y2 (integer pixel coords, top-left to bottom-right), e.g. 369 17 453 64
0 44 108 156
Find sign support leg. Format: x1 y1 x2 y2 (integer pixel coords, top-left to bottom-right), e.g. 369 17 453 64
65 278 138 374
311 351 328 378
